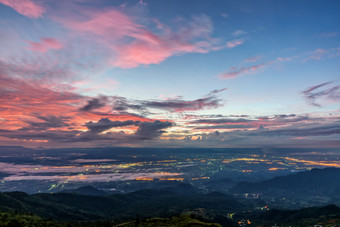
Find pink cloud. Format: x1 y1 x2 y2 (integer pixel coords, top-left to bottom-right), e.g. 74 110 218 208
0 0 45 18
219 63 266 79
113 35 198 68
28 37 63 53
221 13 229 18
219 56 293 80
245 55 262 63
231 30 247 36
226 40 243 48
303 48 329 62
112 15 216 68
319 32 337 38
57 9 140 40
54 7 219 68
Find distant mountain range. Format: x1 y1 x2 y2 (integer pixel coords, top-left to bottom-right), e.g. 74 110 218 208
60 186 110 196
229 167 340 207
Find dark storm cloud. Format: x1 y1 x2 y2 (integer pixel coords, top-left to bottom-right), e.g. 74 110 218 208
93 111 147 119
219 63 266 79
80 89 226 117
191 114 311 128
0 129 79 142
141 89 225 112
0 119 174 143
275 114 296 118
134 120 174 140
253 124 340 137
22 114 70 130
195 124 253 130
85 118 139 133
79 97 108 111
112 96 143 111
191 118 254 124
142 97 217 112
303 81 340 107
260 115 310 123
81 120 174 141
206 88 228 96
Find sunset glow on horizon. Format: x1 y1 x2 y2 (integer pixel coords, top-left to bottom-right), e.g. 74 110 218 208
0 0 339 148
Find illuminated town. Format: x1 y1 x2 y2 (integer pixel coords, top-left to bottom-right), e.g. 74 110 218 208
1 147 339 196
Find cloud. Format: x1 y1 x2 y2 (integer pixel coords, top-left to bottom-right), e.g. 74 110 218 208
0 0 45 18
0 72 83 128
112 96 145 113
218 55 293 80
28 37 63 53
226 40 243 48
221 13 229 18
142 97 220 112
188 114 315 133
55 7 139 40
0 119 174 144
109 89 226 114
134 120 174 140
22 115 70 131
80 97 108 112
79 90 226 116
319 32 338 38
302 81 340 107
270 115 309 123
219 63 266 79
195 124 253 130
143 89 225 112
303 48 329 62
254 124 340 137
0 161 182 183
86 118 139 133
3 171 182 183
171 120 340 148
71 159 117 163
301 47 340 62
231 30 247 36
112 15 217 68
85 118 173 140
53 4 222 68
0 57 71 81
0 62 228 147
245 55 262 63
191 118 253 124
0 128 80 142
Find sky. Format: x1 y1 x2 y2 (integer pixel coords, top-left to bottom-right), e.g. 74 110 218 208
0 0 339 148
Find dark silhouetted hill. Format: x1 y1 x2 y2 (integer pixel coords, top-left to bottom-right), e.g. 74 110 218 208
0 188 258 224
230 168 340 199
59 186 109 196
247 204 340 226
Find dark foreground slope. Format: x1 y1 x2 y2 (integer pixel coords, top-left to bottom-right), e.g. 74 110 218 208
0 188 254 224
0 212 226 227
1 205 339 227
116 214 223 227
238 204 340 226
